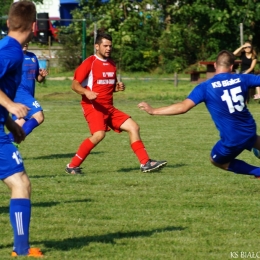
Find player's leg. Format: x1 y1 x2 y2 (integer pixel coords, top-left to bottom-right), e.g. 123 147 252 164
66 130 105 174
210 139 260 177
118 115 167 172
20 110 44 135
8 97 43 142
1 143 42 256
66 104 107 174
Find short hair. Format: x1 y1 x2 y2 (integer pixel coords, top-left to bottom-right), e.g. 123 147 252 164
216 50 235 68
8 1 36 32
95 33 112 45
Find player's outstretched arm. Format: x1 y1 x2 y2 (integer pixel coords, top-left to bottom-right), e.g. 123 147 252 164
5 116 26 144
0 90 29 119
138 99 196 115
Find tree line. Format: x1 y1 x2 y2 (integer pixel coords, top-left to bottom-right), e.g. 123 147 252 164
60 0 260 73
2 0 260 73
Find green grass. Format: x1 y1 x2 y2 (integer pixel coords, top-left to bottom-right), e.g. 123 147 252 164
1 79 260 259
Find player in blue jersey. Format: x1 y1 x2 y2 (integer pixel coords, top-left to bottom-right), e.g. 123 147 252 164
138 50 260 179
0 1 43 257
8 42 48 145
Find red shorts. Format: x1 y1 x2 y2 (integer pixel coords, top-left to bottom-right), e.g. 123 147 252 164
81 101 130 134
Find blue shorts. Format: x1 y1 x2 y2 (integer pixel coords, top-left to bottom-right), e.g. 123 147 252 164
12 95 42 121
0 140 25 180
211 135 257 164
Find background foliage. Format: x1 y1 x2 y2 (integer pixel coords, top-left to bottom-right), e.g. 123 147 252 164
60 0 260 73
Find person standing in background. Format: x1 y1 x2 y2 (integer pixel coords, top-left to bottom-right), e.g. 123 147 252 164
233 41 259 100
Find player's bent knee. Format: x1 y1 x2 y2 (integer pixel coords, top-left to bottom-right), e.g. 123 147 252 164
38 116 44 124
210 158 229 171
127 122 140 133
32 112 44 125
92 131 106 143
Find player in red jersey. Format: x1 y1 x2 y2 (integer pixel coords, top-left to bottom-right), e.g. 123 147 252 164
65 32 167 174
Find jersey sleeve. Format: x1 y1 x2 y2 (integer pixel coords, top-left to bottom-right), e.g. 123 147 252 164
242 74 260 87
74 57 93 84
187 83 206 105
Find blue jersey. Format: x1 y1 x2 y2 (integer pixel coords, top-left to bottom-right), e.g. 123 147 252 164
188 73 260 147
16 51 39 97
0 36 23 128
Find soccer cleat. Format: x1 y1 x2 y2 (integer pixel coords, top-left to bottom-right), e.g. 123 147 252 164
253 148 260 159
140 159 167 173
65 164 82 174
11 248 43 257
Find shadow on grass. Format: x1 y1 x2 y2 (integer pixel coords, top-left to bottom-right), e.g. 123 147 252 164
118 163 187 173
42 225 186 250
0 225 186 251
0 199 92 214
24 151 103 160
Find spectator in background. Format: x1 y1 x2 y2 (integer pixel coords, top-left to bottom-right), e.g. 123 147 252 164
233 41 259 100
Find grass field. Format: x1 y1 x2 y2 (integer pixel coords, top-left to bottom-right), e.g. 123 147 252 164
1 78 260 259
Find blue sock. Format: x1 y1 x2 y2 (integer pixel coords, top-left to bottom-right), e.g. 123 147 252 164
10 199 31 255
228 159 260 177
8 118 39 142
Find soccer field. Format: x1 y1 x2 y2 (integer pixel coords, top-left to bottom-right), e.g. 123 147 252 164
1 79 260 259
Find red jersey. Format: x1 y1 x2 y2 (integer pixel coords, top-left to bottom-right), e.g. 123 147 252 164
74 55 117 106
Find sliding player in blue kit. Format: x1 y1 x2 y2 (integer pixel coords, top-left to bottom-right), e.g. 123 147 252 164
138 50 260 179
8 42 48 145
0 1 43 257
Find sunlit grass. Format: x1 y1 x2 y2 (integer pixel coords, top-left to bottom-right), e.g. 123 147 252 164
0 79 260 259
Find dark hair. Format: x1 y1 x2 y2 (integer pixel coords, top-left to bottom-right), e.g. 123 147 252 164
95 33 112 44
8 0 36 32
216 50 235 68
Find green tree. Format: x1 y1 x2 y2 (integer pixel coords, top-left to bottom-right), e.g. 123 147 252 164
159 0 260 72
59 0 260 73
64 0 163 71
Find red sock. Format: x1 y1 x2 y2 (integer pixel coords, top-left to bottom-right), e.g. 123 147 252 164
131 140 149 165
69 138 95 167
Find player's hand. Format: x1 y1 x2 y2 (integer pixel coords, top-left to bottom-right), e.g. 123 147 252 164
85 90 99 100
39 68 48 77
5 117 26 144
6 102 30 119
138 102 154 115
115 82 125 92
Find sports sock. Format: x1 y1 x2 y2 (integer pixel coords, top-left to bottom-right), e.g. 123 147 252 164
10 199 31 255
22 118 39 136
131 140 149 165
69 138 95 167
8 118 39 142
228 159 260 176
